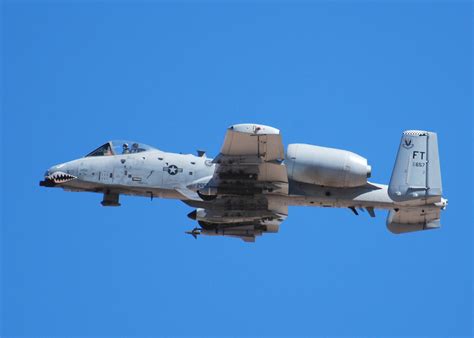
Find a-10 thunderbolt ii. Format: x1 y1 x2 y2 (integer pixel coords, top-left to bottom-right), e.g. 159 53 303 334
40 123 447 242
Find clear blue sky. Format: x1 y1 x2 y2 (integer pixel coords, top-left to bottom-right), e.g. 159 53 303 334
1 1 472 337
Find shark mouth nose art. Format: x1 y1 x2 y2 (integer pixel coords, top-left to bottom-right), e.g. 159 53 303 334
40 171 77 186
48 171 77 183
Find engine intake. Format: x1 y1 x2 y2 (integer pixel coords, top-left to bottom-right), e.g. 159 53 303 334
286 144 371 188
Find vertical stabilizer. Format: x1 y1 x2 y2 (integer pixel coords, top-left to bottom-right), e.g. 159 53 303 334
388 130 442 203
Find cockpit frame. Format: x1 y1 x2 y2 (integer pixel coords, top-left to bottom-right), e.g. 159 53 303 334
85 140 156 157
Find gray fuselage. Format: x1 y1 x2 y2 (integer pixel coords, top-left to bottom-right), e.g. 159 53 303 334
45 149 404 210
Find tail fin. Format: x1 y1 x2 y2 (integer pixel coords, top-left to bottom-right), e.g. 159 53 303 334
388 130 442 203
387 130 446 234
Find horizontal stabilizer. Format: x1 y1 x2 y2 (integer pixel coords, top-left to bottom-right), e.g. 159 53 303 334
387 206 441 234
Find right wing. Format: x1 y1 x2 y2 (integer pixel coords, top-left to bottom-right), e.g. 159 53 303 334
185 124 289 242
203 123 288 196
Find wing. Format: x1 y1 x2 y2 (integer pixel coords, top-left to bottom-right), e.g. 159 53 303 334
187 197 288 242
204 123 288 196
220 124 285 161
186 124 289 242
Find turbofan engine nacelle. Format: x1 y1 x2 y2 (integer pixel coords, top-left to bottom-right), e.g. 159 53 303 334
286 144 371 188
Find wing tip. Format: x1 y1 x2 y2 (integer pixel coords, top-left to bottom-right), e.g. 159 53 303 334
229 123 280 135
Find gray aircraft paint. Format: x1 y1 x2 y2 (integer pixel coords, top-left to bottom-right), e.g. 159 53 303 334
40 124 447 242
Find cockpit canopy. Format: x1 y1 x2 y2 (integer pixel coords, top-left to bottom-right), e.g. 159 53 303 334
85 140 157 157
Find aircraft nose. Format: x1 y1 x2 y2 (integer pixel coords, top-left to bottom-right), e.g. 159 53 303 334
45 163 68 176
45 164 60 176
40 162 78 187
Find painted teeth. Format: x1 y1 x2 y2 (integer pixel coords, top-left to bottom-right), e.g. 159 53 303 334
47 171 77 183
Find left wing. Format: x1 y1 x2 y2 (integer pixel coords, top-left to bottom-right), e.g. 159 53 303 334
185 124 289 242
186 198 288 242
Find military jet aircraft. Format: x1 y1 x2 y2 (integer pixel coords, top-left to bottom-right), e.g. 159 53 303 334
40 124 447 242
